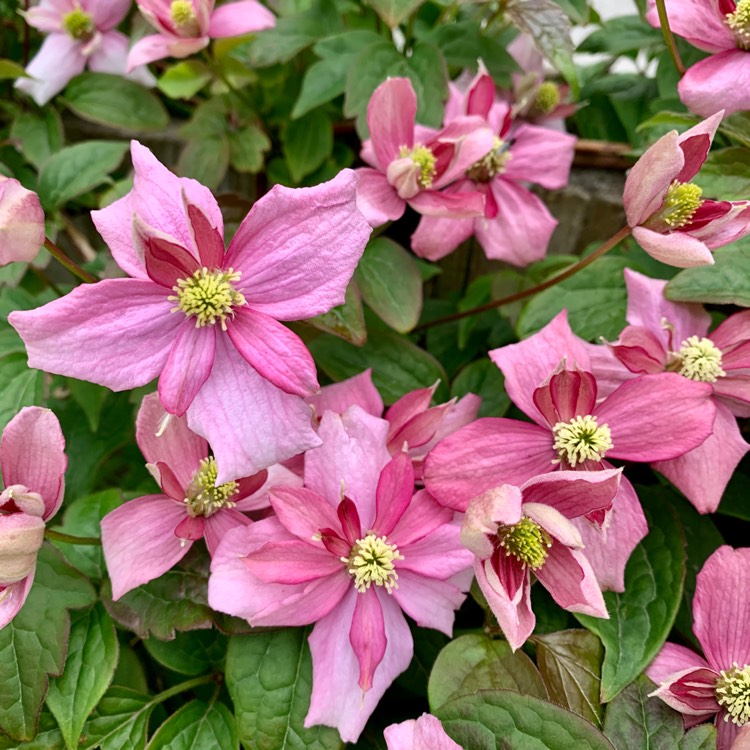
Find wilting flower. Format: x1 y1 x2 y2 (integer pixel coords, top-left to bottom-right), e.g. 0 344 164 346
384 713 460 750
601 269 750 513
209 407 473 742
17 0 155 105
0 178 45 267
411 63 576 265
647 546 750 750
646 0 750 117
10 141 372 482
128 0 275 70
462 471 620 650
424 310 717 591
101 393 298 599
355 77 494 228
624 111 750 267
0 407 66 628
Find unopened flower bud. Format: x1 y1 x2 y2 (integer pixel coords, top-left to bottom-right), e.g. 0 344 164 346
0 513 45 586
0 177 45 267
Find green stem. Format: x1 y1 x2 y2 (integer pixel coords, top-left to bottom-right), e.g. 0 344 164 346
43 238 97 284
45 529 102 546
414 225 632 332
204 51 254 108
152 674 218 706
655 0 685 76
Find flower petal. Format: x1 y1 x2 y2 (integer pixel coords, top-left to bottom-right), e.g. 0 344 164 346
203 508 251 555
410 209 475 261
392 571 468 637
350 587 386 691
208 0 276 37
244 540 342 583
0 178 45 266
632 226 714 267
15 34 86 106
269 486 340 542
384 714 461 750
373 452 414 537
504 124 576 189
647 641 712 685
645 0 734 52
651 665 721 716
307 369 383 420
367 78 416 171
388 489 453 548
678 50 750 118
354 168 405 228
407 189 485 218
0 574 35 630
399 523 474 579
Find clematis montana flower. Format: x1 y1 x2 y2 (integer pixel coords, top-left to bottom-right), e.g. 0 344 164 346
10 142 372 482
0 178 45 267
624 111 750 267
0 407 66 628
411 63 576 265
647 546 750 750
424 311 717 591
384 713 460 750
101 392 301 600
646 0 750 117
17 0 155 106
128 0 276 70
462 470 620 650
599 269 750 513
355 77 494 228
209 406 473 742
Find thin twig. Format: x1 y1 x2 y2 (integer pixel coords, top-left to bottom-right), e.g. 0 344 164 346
43 238 97 283
45 529 102 546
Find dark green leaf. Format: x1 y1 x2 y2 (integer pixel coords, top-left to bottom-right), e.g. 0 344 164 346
147 701 238 750
695 148 750 201
578 15 663 56
228 124 271 174
307 280 366 345
67 379 108 432
143 630 228 677
282 110 333 183
680 724 717 750
178 136 230 191
451 359 510 418
368 0 425 27
82 687 152 750
406 43 448 128
0 356 44 432
10 109 64 169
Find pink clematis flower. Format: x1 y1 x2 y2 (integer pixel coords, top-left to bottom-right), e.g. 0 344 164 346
0 178 45 267
647 546 750 750
209 406 473 742
424 310 717 591
10 141 372 482
127 0 276 70
17 0 155 106
646 0 750 117
384 713 460 750
624 111 750 267
101 393 299 600
411 63 576 265
599 269 750 513
462 470 620 650
0 407 66 628
355 77 494 228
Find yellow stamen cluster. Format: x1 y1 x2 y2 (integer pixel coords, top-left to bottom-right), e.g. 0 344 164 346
170 267 245 330
343 533 403 593
399 145 437 188
496 517 552 570
552 414 613 467
677 336 726 382
660 181 704 228
62 7 94 41
716 663 750 726
184 457 238 518
533 82 562 116
170 0 200 35
467 136 512 183
726 0 750 49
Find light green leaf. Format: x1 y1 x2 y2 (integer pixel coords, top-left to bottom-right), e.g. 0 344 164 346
0 59 29 79
307 280 366 345
178 136 230 191
368 0 425 27
228 124 271 174
680 724 717 750
0 356 44 432
82 687 152 750
282 110 333 183
695 148 750 201
10 109 64 169
157 61 212 99
406 42 448 129
147 701 238 750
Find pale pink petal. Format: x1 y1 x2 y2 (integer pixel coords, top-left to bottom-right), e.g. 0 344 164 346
350 588 386 691
392 571 467 636
268 486 340 541
524 503 583 549
208 0 275 37
399 523 474 579
647 642 712 684
0 574 35 629
410 210 475 261
354 168 405 228
632 225 714 267
504 124 576 189
388 489 453 547
367 78 416 171
413 393 482 459
203 508 251 555
645 0 735 52
244 540 342 583
87 31 131 76
101 494 189 599
711 309 750 351
461 485 524 559
678 50 750 118
385 714 461 750
126 34 208 70
408 189 485 218
0 178 45 266
89 0 131 29
733 725 750 750
23 3 66 33
0 514 45 585
15 34 85 105
388 404 451 452
307 369 383 419
691 202 750 249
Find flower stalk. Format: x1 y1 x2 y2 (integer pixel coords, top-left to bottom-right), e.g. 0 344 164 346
43 238 97 284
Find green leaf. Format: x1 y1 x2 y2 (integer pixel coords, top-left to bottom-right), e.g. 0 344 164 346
147 701 238 750
157 61 212 99
436 690 616 749
576 501 686 703
577 15 663 56
282 110 333 183
228 124 271 174
368 0 425 27
406 43 448 129
0 712 64 749
354 238 423 333
533 630 604 727
46 604 119 750
451 359 509 418
428 633 547 712
82 687 152 750
0 59 29 79
680 724 717 750
178 136 230 191
307 280 366 345
0 357 44 432
666 243 750 307
37 141 129 210
63 74 169 131
0 545 95 741
694 147 750 201
226 629 343 750
144 630 228 677
10 109 64 169
67 379 109 432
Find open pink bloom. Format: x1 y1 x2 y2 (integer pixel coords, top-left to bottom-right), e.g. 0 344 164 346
0 407 66 628
10 142 372 482
599 269 750 513
384 713 460 750
355 77 494 228
0 178 44 266
101 393 294 600
209 406 473 742
127 0 275 70
17 0 155 105
647 546 750 750
411 63 576 265
646 0 750 117
424 311 717 591
624 111 750 267
462 470 619 650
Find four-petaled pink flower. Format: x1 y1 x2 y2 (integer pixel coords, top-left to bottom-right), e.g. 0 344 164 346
647 546 750 750
10 141 372 483
384 713 460 750
461 470 620 650
355 77 494 228
17 0 155 105
0 407 66 628
209 406 473 742
127 0 276 70
411 62 576 265
624 111 750 267
0 178 45 267
101 393 300 600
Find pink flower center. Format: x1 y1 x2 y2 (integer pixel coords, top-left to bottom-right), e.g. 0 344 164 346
169 267 246 330
62 7 95 41
716 662 750 725
726 0 750 49
342 533 403 593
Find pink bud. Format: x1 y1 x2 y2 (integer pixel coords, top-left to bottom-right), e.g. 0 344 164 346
0 513 45 586
0 177 44 267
